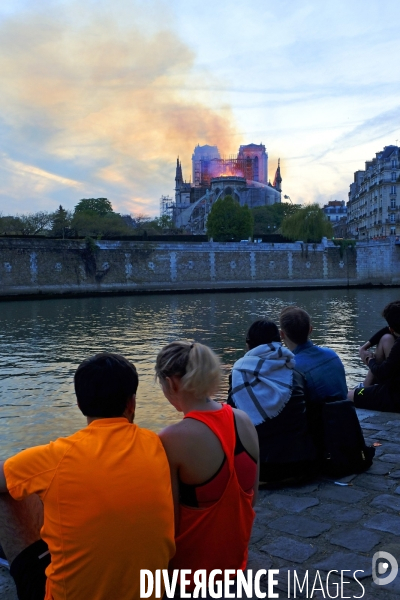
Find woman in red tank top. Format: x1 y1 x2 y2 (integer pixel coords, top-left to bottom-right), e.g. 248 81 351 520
156 341 259 595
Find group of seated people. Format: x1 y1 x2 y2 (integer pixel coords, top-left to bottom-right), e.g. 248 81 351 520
0 301 399 599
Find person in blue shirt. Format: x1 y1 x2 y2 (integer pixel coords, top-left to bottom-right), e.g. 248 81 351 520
279 306 348 403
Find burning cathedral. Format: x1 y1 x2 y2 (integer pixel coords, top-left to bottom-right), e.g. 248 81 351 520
163 143 282 234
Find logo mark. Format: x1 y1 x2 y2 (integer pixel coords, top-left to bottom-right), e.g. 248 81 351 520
372 551 398 586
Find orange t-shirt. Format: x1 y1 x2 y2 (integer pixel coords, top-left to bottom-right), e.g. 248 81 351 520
4 418 175 600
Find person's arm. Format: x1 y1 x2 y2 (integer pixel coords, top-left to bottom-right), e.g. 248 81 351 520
226 372 235 407
368 326 391 348
0 462 8 494
367 338 400 381
159 428 181 535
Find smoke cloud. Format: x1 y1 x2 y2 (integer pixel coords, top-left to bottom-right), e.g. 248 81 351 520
0 2 237 214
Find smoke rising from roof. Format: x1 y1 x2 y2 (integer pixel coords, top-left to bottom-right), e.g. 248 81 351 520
0 1 237 214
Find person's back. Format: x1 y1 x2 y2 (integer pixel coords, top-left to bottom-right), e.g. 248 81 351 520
1 353 175 600
254 369 315 467
280 306 347 403
228 319 317 486
157 341 258 594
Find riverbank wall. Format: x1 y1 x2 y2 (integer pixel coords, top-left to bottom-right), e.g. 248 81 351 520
0 236 398 298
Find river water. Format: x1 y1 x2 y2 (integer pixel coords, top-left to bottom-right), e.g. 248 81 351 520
0 288 398 459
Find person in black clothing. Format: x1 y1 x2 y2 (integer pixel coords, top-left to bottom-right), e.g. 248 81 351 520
349 301 400 412
227 319 317 487
359 326 395 387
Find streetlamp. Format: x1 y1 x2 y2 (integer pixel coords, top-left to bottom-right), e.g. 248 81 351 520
283 195 293 204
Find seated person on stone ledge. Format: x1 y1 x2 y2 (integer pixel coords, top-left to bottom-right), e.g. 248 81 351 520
349 300 400 413
357 305 397 388
0 352 175 600
228 318 317 487
279 306 348 403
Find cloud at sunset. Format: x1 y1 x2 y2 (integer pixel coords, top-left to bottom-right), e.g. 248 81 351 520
0 1 237 215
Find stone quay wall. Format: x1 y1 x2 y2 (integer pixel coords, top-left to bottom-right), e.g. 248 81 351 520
0 236 397 298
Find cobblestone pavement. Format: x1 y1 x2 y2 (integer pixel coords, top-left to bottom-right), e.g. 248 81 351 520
1 408 400 599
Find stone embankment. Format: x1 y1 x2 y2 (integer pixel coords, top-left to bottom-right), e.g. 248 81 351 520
0 236 399 298
2 407 400 598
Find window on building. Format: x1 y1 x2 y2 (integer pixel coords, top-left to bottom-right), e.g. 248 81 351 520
391 227 396 235
390 213 396 223
391 198 397 209
392 172 397 181
392 160 397 168
391 186 397 194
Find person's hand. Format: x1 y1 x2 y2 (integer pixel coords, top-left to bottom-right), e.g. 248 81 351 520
359 341 371 356
360 348 374 366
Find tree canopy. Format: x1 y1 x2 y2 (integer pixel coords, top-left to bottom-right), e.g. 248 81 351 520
74 198 114 217
51 205 72 238
251 202 302 236
71 212 132 238
206 195 253 242
0 212 53 235
280 203 333 242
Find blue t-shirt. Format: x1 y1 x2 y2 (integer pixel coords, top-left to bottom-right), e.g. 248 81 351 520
293 341 347 403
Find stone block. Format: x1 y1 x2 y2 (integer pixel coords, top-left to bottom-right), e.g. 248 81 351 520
353 473 394 492
379 453 400 463
318 485 368 503
309 503 364 523
265 494 319 513
370 493 400 512
329 528 381 552
261 536 317 563
313 551 372 579
365 462 395 475
250 525 266 544
268 515 331 538
246 550 272 571
364 513 400 535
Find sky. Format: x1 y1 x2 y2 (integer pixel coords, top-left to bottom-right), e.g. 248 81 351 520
0 0 400 217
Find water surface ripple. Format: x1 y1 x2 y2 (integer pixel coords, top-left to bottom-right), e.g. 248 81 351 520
0 288 397 458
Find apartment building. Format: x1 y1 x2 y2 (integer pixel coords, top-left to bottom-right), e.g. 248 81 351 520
347 145 399 238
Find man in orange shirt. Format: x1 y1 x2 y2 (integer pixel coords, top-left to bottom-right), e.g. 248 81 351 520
0 353 175 600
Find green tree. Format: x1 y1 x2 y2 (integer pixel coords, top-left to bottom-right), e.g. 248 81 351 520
51 205 72 238
71 211 132 238
18 212 53 235
0 215 24 235
281 204 333 242
152 215 173 231
252 202 302 236
74 198 114 217
206 195 253 242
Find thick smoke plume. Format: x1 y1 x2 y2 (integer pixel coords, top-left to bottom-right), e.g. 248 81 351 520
0 2 237 213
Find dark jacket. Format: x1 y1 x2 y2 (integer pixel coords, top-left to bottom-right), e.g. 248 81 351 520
228 369 316 467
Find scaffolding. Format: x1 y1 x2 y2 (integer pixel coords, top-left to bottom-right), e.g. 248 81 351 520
159 195 175 218
197 156 258 187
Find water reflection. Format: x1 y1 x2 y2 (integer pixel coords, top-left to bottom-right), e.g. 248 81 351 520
0 288 398 458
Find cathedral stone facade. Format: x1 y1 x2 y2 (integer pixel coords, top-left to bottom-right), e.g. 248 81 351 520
172 143 282 233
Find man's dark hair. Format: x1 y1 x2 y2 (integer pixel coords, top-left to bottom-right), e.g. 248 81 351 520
382 301 400 334
246 319 280 350
74 353 138 417
279 306 311 345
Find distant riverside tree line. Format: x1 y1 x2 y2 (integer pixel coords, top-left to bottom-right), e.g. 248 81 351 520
0 197 333 243
207 196 333 243
0 198 174 239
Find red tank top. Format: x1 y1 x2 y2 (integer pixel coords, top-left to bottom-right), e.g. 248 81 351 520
170 404 255 588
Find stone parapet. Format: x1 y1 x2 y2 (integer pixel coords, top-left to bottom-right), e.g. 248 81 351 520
1 237 398 298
